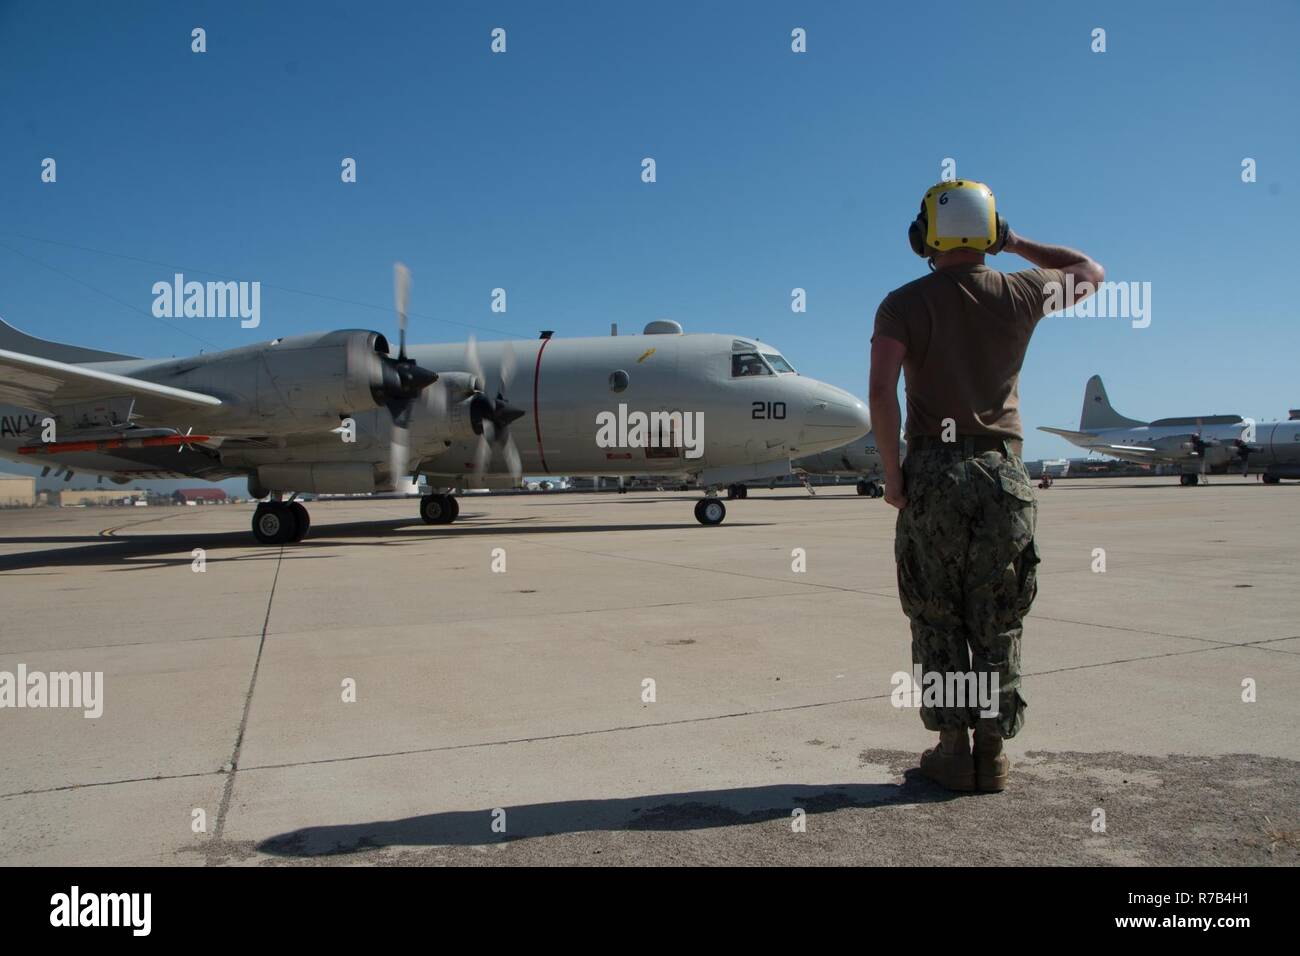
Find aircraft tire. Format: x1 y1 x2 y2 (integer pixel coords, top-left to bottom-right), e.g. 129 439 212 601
1263 474 1281 485
420 494 455 524
738 485 748 499
857 480 869 496
289 502 310 541
252 503 296 545
694 498 726 526
727 484 739 499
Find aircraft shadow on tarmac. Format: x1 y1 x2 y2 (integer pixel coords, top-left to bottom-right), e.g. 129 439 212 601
0 516 768 573
1045 480 1282 491
258 774 958 856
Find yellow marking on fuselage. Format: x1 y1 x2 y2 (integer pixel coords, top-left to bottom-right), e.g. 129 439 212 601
636 348 656 364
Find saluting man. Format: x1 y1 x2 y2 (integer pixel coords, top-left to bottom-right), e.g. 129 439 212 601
869 181 1103 792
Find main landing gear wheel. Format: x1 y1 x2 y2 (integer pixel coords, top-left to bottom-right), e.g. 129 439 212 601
694 498 727 526
420 494 459 525
726 484 748 499
1262 474 1281 485
252 502 299 545
1180 474 1198 487
857 480 883 497
288 502 310 541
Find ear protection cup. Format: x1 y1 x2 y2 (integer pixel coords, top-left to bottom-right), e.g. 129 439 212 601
907 202 930 257
987 213 1009 255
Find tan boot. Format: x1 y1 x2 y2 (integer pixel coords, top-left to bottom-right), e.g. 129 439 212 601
973 721 1009 792
919 727 974 791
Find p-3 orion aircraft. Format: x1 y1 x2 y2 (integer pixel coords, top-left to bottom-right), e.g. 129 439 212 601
791 430 897 498
1040 375 1300 485
0 266 870 542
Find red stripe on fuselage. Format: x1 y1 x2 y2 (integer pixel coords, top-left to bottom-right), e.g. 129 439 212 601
532 335 554 473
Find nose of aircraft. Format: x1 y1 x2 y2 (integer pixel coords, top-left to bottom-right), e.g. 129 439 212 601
799 381 872 451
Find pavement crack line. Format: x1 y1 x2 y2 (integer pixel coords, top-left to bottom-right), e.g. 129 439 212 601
224 639 1254 774
210 542 285 845
0 632 1253 806
2 629 1282 803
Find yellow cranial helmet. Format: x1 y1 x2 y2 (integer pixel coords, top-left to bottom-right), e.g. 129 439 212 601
908 180 1008 257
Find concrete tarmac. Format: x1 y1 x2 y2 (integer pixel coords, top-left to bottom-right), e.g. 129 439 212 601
0 478 1296 866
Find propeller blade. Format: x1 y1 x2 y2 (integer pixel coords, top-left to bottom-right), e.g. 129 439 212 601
499 340 517 396
394 262 411 359
423 378 448 418
389 422 410 486
502 433 522 481
465 335 484 386
472 432 491 481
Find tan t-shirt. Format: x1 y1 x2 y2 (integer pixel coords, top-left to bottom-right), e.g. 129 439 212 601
872 265 1064 441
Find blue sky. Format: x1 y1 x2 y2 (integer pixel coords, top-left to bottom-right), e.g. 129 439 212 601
2 0 1297 465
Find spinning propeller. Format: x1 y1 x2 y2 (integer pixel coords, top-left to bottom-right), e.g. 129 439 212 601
463 336 525 484
378 263 439 484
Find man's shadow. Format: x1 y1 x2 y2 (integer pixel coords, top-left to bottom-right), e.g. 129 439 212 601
258 772 955 856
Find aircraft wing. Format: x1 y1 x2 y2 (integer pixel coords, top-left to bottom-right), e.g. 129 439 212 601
0 348 222 415
1037 425 1167 462
1088 444 1164 460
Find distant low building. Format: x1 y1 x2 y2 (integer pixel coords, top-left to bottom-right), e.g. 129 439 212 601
0 473 37 507
173 488 228 505
58 488 144 507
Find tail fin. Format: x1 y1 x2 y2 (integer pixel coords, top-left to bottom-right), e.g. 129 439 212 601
0 315 136 363
1080 375 1145 431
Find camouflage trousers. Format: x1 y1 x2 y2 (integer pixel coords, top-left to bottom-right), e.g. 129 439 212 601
894 447 1040 738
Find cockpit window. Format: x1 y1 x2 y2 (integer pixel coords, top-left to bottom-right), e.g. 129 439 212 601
731 352 772 377
763 352 796 374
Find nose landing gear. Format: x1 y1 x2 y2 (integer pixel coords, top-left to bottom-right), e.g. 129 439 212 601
694 497 727 526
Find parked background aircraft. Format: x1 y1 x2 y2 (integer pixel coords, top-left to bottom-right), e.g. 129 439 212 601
0 267 869 541
1040 375 1300 485
789 430 895 497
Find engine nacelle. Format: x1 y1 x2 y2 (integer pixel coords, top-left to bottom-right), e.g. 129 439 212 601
253 330 392 422
154 330 393 429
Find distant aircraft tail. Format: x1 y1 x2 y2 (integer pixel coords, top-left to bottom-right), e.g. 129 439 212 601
1079 375 1145 431
0 315 135 363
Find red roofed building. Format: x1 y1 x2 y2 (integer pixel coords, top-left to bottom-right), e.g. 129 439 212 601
173 488 228 504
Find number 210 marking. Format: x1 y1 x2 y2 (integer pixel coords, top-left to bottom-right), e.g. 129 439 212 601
751 401 786 420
